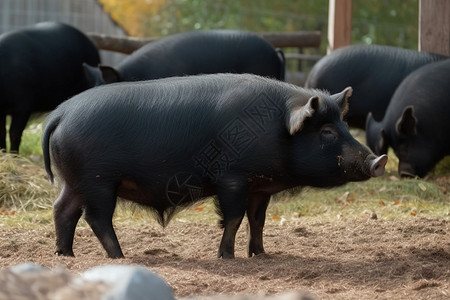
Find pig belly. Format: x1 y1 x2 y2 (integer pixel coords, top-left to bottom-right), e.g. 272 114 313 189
116 178 156 205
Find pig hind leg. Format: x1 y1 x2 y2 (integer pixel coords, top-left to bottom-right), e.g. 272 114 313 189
216 177 248 259
54 185 83 256
246 192 270 257
82 185 124 258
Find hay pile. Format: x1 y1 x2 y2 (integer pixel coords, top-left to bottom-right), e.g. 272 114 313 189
0 153 57 212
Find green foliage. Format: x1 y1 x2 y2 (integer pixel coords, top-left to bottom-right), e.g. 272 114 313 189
352 0 419 49
137 0 418 52
144 0 328 36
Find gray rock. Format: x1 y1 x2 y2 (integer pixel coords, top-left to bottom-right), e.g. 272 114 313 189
81 264 175 300
9 262 49 274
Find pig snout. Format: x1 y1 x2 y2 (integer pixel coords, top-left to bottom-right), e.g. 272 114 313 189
369 154 388 177
398 161 418 178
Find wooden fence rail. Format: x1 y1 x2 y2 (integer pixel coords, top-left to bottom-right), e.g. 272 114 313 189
87 31 321 54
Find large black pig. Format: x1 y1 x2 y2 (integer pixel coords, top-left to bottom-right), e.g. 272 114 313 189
43 73 387 259
0 22 100 153
366 59 450 178
305 44 448 129
83 30 285 86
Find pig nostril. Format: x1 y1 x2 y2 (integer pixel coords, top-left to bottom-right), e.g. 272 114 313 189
370 154 388 177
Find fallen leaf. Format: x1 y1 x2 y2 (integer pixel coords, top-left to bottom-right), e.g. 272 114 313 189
194 206 204 211
335 192 349 204
272 215 280 220
410 211 417 216
379 200 386 206
362 209 377 220
347 191 355 203
418 183 427 191
394 200 401 205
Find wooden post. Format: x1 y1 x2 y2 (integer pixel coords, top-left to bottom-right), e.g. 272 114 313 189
327 0 352 53
419 0 450 55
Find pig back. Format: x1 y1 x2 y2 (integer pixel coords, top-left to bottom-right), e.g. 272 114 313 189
47 74 294 179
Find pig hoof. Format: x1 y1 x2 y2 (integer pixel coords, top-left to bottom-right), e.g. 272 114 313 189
218 251 235 259
55 250 74 257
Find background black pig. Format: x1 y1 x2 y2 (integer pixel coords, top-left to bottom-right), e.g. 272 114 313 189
366 59 450 178
83 30 285 86
42 73 387 259
305 44 448 129
0 22 101 153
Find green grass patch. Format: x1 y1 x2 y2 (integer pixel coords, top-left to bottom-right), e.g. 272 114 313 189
269 175 449 221
5 115 46 156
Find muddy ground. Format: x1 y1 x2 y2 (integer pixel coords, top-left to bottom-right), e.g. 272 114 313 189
0 214 449 299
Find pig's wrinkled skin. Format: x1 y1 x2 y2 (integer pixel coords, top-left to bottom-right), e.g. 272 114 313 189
43 73 387 259
0 22 100 152
366 59 450 178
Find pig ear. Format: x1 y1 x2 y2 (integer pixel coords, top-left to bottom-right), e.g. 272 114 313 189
396 106 417 137
331 86 352 118
82 63 101 87
377 129 389 155
99 65 121 84
288 96 319 135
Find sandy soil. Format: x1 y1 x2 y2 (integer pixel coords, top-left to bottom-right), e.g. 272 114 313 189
0 214 449 299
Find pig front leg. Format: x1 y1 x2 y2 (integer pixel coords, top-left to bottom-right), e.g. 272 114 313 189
216 177 248 259
246 192 270 257
9 109 32 153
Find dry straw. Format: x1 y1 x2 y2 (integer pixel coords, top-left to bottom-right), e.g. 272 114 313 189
0 153 57 212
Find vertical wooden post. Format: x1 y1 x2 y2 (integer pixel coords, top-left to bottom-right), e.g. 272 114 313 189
419 0 450 55
327 0 353 53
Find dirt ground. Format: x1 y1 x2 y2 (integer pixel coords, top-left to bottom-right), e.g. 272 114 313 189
0 214 449 299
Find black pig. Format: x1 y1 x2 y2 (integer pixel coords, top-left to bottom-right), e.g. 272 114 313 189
83 30 285 86
305 45 448 129
43 73 387 258
0 22 100 153
366 59 450 178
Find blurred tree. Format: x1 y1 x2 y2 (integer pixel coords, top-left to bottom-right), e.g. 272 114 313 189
98 0 166 37
353 0 418 49
99 0 419 51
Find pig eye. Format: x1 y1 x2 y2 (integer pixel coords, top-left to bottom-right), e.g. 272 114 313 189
320 126 337 144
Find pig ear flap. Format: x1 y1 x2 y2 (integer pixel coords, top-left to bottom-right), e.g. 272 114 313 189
82 63 100 87
99 65 121 84
377 129 389 155
331 86 352 118
396 106 417 137
288 96 319 135
366 112 388 155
